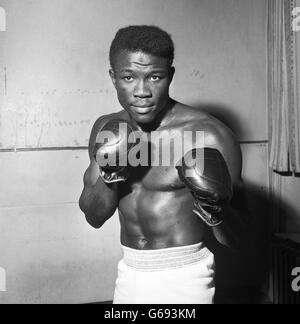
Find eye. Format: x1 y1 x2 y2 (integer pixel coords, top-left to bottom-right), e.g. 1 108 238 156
150 76 162 82
123 76 134 82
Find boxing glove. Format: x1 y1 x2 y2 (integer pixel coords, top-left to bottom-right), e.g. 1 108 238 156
176 148 233 227
93 119 137 184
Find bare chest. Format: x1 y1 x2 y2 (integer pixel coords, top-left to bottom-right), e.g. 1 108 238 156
121 123 211 192
127 165 184 192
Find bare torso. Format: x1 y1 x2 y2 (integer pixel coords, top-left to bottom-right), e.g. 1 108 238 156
118 163 206 250
108 102 231 250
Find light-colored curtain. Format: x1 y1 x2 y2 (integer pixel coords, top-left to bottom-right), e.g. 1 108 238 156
268 0 300 173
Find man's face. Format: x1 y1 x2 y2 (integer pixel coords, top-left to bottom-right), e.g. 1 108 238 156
110 51 175 125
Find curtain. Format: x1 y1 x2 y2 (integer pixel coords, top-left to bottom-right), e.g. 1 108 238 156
268 0 300 173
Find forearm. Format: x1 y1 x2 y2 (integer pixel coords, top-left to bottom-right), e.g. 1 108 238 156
79 180 118 228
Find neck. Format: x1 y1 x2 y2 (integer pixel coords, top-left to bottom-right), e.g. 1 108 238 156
132 98 176 133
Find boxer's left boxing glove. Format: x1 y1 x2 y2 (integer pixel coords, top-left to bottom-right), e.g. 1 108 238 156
176 148 233 227
93 119 137 184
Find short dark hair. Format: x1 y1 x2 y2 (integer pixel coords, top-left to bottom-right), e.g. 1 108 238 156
109 25 175 69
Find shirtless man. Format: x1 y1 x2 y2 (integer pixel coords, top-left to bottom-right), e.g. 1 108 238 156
79 25 248 304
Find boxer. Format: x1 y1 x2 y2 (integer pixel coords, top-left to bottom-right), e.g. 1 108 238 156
79 25 249 304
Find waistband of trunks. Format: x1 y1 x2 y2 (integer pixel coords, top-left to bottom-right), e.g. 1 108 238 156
122 242 212 271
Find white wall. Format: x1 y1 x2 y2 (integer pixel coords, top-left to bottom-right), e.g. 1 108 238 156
0 0 267 149
0 150 121 304
0 0 268 304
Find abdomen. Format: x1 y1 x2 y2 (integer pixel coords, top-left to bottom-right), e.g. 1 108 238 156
118 187 206 249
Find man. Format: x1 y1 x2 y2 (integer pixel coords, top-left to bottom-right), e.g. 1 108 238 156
79 25 248 304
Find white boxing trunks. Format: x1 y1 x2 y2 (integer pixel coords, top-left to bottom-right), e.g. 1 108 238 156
113 242 215 304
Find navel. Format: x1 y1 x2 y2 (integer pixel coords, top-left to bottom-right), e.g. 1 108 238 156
138 238 149 249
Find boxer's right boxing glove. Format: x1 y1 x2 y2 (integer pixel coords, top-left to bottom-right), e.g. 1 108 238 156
93 119 137 184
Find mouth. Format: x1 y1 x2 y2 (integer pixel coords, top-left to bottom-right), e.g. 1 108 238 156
131 105 154 115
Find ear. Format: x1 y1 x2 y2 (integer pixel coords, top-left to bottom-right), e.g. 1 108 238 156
169 66 175 83
109 69 117 88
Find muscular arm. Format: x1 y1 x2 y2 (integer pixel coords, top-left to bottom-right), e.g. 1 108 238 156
79 117 119 229
209 128 252 250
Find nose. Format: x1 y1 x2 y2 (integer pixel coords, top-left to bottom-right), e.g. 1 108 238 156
133 80 151 98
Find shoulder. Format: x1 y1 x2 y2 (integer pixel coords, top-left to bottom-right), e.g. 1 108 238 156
175 103 242 183
200 115 242 184
173 102 237 144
